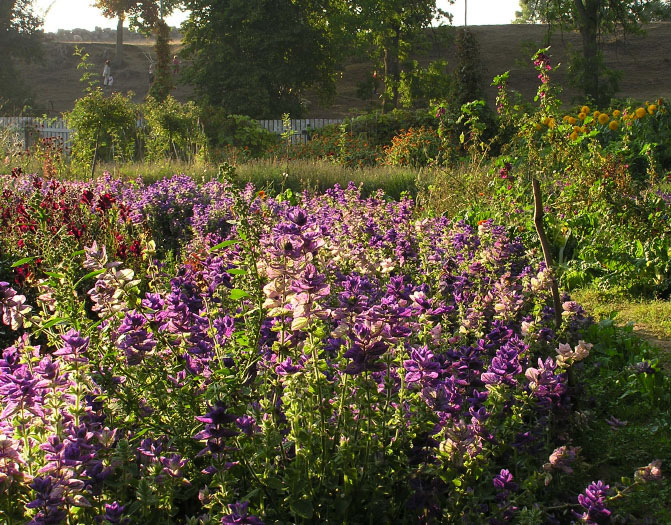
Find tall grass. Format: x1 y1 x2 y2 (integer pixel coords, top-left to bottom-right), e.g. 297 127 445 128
93 157 422 200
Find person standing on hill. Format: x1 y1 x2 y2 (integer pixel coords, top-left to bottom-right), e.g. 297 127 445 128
103 59 111 86
172 55 180 75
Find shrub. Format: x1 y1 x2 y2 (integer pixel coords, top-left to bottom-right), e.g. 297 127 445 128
67 89 138 174
142 95 207 162
384 126 443 167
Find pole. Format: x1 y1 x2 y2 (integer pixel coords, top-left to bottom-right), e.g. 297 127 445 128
464 0 468 27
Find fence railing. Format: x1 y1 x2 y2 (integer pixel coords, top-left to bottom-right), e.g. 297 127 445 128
257 118 342 144
0 117 344 152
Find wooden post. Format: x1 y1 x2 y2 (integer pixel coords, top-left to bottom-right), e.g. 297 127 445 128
532 177 562 329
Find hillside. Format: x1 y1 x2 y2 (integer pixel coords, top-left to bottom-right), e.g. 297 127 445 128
15 22 671 118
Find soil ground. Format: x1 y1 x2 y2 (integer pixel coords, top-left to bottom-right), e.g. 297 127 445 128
15 22 671 118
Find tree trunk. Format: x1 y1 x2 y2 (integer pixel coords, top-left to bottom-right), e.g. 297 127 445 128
574 0 600 102
116 15 124 61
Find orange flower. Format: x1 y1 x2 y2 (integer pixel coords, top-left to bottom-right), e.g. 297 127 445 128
598 113 609 125
612 109 621 119
581 105 590 114
635 107 647 118
257 190 267 199
608 120 619 131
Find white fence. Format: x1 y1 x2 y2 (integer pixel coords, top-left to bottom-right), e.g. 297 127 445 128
0 117 73 154
0 117 344 151
258 118 342 144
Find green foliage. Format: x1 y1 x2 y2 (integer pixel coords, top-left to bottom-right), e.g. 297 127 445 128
199 110 279 161
515 0 650 104
398 59 452 108
148 20 173 102
349 0 452 110
142 95 207 162
181 0 340 118
452 27 483 107
384 126 442 167
67 89 138 173
0 0 42 111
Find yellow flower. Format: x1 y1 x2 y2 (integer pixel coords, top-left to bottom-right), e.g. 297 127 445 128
573 126 581 134
563 115 570 123
581 105 590 114
534 123 542 131
580 126 586 133
635 107 647 118
598 113 609 125
593 110 600 118
578 112 586 121
548 117 556 128
612 109 621 119
541 116 550 126
570 131 579 141
609 120 619 131
568 116 577 125
648 104 657 114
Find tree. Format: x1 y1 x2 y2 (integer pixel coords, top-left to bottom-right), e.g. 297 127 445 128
0 0 42 111
93 0 180 61
349 0 452 111
516 0 657 103
181 0 342 118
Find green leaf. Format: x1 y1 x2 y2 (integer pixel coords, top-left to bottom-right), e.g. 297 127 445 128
11 256 36 267
209 239 239 253
229 289 250 300
42 318 69 330
79 269 106 282
290 499 314 519
43 271 66 279
227 269 247 275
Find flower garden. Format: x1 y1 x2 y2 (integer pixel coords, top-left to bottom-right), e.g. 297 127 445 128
1 51 671 525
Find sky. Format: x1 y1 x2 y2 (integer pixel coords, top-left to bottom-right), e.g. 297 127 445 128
34 0 522 33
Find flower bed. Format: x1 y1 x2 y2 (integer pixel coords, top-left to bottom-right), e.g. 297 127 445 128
0 173 662 523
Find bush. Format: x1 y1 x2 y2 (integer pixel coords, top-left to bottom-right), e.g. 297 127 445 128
67 89 138 174
384 126 443 167
200 109 279 160
142 96 207 162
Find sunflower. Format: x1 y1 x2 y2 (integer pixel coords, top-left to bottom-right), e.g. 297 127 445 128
593 110 600 118
548 117 556 128
608 120 619 131
635 107 647 118
578 112 586 121
568 116 577 125
573 126 582 134
541 116 550 126
570 131 579 141
612 109 621 119
598 113 609 125
581 105 590 114
648 104 657 114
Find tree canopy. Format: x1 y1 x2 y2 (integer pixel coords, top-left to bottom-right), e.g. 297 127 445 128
348 0 452 110
181 0 343 118
515 0 660 103
0 0 42 111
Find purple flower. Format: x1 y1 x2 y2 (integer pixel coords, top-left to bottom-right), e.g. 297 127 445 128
103 501 126 524
576 481 611 523
0 281 32 330
493 468 518 499
53 329 90 364
404 346 442 387
221 501 264 525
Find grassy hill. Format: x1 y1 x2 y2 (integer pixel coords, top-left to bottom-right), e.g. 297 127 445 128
16 22 671 118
